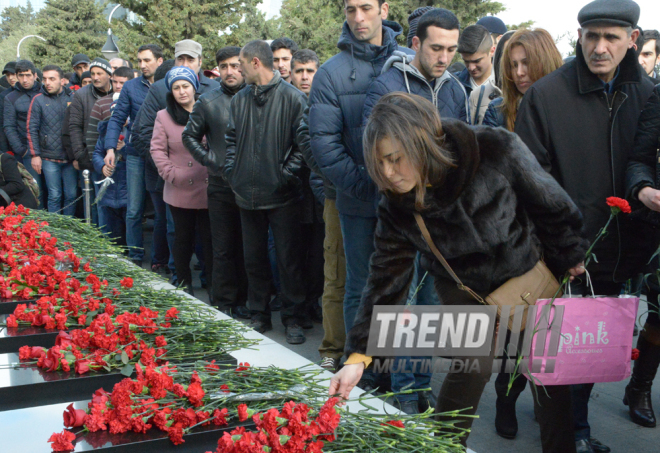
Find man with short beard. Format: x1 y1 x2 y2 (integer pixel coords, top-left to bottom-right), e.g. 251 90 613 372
104 44 164 268
183 46 250 318
26 65 76 215
515 1 655 451
639 29 660 83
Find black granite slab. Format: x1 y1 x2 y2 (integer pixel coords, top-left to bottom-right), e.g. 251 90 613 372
0 314 60 354
0 296 36 315
0 352 129 412
0 351 237 412
0 400 251 452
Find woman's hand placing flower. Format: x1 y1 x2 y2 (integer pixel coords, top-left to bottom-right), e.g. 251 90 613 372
567 262 586 281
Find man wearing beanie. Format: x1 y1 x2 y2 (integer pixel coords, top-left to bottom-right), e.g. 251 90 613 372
0 62 18 153
516 1 654 451
406 6 434 48
131 39 218 283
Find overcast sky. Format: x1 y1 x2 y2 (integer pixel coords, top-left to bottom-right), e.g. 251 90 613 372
259 0 660 57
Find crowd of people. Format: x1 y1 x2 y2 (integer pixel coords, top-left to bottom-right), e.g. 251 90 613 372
0 0 659 452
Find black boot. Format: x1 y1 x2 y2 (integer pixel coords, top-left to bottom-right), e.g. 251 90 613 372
184 283 195 297
494 372 527 439
623 326 660 428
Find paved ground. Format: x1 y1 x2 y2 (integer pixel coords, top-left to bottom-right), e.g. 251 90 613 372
142 227 660 452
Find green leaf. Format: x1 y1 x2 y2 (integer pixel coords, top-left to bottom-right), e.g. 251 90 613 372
120 364 134 377
114 353 123 363
121 350 129 365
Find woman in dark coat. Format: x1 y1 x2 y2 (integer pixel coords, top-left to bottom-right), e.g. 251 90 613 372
329 93 588 452
0 152 38 209
624 85 660 428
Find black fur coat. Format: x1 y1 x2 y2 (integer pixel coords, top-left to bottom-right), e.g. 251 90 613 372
345 119 590 356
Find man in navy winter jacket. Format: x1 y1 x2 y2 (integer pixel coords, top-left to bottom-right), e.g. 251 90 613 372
103 44 163 268
307 0 412 386
26 66 76 215
3 60 45 206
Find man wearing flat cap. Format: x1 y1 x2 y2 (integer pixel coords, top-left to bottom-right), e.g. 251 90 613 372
516 1 655 452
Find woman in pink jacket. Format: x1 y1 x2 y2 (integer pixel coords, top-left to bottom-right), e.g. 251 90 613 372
150 67 210 296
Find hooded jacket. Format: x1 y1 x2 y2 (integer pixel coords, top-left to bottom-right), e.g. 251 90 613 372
223 71 308 210
3 81 43 157
515 45 655 282
68 83 112 170
344 120 589 356
182 81 244 203
26 86 75 162
308 21 413 218
363 51 468 124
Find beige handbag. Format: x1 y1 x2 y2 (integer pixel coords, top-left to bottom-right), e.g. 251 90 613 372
414 213 562 331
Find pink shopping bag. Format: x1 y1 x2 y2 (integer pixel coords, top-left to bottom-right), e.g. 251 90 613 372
523 295 639 386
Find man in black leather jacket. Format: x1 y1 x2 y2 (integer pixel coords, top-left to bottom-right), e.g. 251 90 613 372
182 46 250 319
223 40 308 344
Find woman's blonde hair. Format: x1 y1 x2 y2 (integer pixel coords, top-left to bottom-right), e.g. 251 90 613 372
363 92 455 210
500 28 563 131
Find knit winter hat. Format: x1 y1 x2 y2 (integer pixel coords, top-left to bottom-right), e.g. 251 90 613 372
165 66 200 92
407 6 435 48
89 58 113 76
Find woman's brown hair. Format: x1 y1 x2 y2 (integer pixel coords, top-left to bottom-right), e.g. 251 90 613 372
500 28 563 131
363 92 455 210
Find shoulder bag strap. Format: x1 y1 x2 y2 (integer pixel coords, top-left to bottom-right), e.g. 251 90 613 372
413 212 486 304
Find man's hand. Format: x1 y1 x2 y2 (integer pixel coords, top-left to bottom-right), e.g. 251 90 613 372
104 149 116 167
31 156 42 174
73 160 80 170
102 165 113 178
568 262 586 281
328 362 364 404
639 187 660 213
116 140 125 151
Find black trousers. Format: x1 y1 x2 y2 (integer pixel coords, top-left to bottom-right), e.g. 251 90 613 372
208 184 248 309
168 205 212 292
433 280 576 452
301 221 325 305
239 202 306 326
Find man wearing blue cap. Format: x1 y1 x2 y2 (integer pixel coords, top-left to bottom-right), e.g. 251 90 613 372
516 1 655 452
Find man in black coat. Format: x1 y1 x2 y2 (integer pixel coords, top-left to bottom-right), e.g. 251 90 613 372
223 40 308 344
515 1 655 452
182 46 249 319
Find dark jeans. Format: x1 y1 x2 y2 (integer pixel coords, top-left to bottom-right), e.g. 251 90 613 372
433 281 575 452
168 205 212 290
207 184 247 310
569 279 622 442
301 221 325 306
149 190 169 267
239 203 306 326
100 205 127 246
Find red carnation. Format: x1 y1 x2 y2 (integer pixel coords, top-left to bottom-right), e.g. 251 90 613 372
237 403 249 422
606 197 631 214
55 331 73 348
75 359 92 375
119 135 125 141
63 403 87 428
120 277 133 288
381 420 405 429
6 314 18 327
48 430 76 451
632 348 640 360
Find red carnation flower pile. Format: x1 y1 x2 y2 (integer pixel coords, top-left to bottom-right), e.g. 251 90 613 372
213 397 341 453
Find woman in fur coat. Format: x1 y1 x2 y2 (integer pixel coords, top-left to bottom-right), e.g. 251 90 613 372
330 92 589 453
